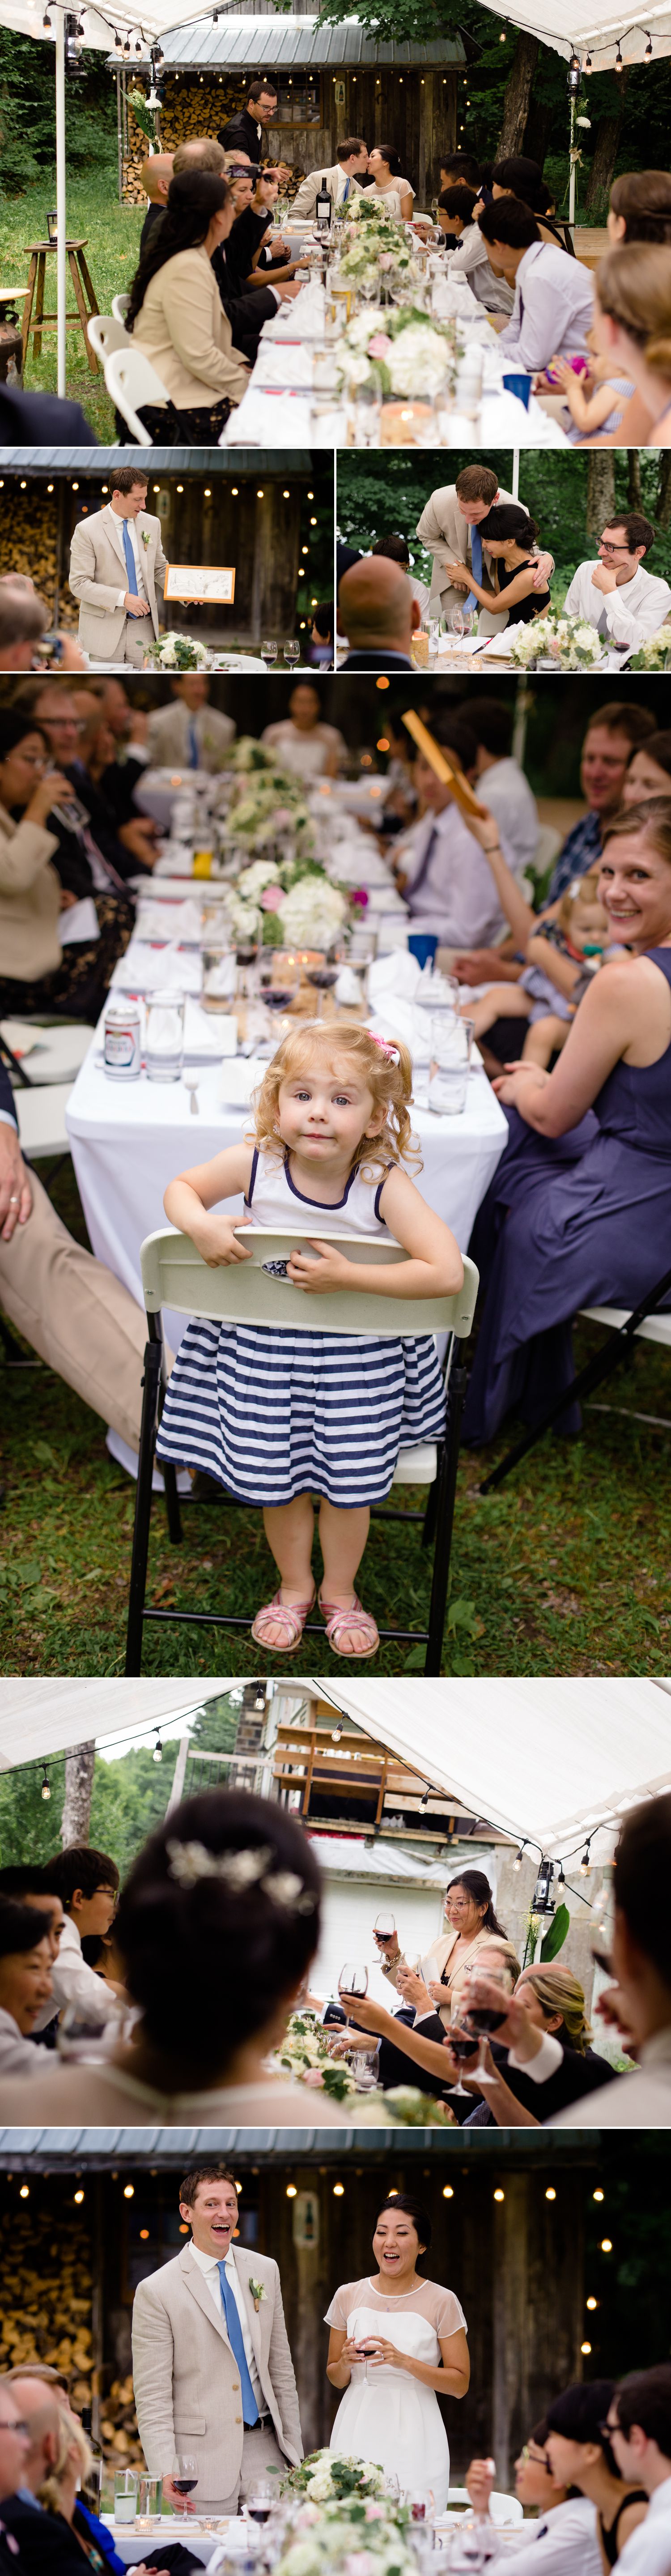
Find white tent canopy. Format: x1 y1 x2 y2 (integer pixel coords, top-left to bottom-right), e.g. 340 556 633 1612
0 1678 231 1766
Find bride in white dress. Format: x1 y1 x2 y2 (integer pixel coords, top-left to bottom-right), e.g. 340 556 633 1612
325 2194 469 2513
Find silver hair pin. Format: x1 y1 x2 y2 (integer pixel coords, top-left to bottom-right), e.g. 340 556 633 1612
166 1838 316 1915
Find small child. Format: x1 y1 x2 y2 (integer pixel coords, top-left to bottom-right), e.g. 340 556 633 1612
548 348 635 444
157 1022 463 1660
462 874 620 1068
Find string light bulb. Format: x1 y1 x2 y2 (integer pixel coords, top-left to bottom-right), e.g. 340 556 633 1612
615 40 623 67
153 1732 163 1764
580 1842 592 1876
253 1682 265 1713
420 1787 431 1809
41 1765 51 1802
331 1720 343 1742
584 50 592 67
644 30 652 53
513 1842 527 1871
557 1862 566 1887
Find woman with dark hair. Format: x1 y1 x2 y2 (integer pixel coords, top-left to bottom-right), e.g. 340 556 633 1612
456 505 552 626
545 2384 648 2562
0 708 131 1022
463 802 671 1446
465 2414 603 2569
624 732 671 803
375 1867 512 2033
0 1902 54 2077
127 171 251 444
325 2193 468 2507
367 145 414 221
490 156 575 254
0 1790 349 2126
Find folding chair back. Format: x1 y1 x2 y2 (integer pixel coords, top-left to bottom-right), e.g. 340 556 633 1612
111 291 131 324
104 344 170 445
86 312 129 366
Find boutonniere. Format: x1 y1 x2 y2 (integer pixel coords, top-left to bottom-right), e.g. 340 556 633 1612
141 529 151 549
248 2276 266 2312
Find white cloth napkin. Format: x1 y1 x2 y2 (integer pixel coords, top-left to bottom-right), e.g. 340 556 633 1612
222 389 317 447
368 951 421 1009
261 280 326 341
136 898 204 944
59 896 100 946
110 940 203 996
254 342 314 390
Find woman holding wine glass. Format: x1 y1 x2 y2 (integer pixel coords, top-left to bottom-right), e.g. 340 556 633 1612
376 1868 514 2034
325 2194 469 2512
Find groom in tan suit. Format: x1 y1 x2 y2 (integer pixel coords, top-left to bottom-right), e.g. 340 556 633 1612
68 465 167 667
132 2165 302 2513
415 462 553 634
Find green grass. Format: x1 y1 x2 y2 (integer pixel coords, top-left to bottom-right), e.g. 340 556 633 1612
0 165 144 440
1 1162 670 1679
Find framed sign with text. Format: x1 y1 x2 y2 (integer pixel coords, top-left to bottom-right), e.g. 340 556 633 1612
164 565 236 602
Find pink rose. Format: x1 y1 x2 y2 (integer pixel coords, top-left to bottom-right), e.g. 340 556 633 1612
260 885 285 910
344 2553 374 2573
351 888 369 909
301 2067 325 2087
378 254 394 272
367 333 392 359
296 2506 322 2527
274 807 293 828
364 2503 386 2521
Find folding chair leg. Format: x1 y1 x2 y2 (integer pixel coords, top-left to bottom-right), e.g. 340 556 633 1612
161 1458 183 1545
478 1255 671 1496
425 1345 468 1676
125 1334 162 1676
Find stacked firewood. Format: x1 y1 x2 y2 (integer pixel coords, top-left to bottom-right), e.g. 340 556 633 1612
100 2375 144 2469
122 79 306 200
0 2202 93 2393
0 489 58 622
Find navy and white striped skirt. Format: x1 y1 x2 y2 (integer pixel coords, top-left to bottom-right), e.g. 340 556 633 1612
156 1321 446 1506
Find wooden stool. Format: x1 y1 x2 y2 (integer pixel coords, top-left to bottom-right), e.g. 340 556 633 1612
21 239 100 376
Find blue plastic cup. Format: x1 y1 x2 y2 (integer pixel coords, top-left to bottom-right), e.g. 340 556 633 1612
408 932 438 970
502 371 532 410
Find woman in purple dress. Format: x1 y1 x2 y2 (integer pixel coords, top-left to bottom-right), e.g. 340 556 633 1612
463 800 671 1442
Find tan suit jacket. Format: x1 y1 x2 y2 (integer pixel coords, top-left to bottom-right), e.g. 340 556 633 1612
415 483 514 631
0 798 61 984
133 245 250 412
290 165 366 222
147 700 235 772
69 508 167 660
132 2241 302 2499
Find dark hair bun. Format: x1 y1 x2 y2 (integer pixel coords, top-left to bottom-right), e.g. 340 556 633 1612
115 1788 322 2082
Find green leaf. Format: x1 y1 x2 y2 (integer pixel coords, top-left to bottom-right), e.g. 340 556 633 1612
402 1644 427 1672
540 1902 571 1962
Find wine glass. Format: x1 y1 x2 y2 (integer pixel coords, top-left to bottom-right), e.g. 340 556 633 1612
260 957 300 1038
450 605 464 640
462 1961 514 2081
245 2477 276 2528
352 2044 380 2092
461 609 475 640
172 2455 198 2520
261 640 277 673
283 638 301 670
374 1909 396 1958
338 1960 368 2029
304 948 342 1018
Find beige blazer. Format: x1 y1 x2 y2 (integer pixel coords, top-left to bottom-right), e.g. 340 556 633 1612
69 508 167 660
290 165 366 222
383 1921 506 2030
146 700 235 772
132 245 250 412
0 798 62 985
415 483 514 628
132 2241 302 2499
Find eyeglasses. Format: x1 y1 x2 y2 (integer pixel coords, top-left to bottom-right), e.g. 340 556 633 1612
519 2447 552 2470
599 542 631 557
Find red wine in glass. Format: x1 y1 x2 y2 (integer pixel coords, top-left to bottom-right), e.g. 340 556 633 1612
248 2506 273 2523
466 2007 507 2034
173 2481 198 2498
264 986 297 1011
449 2034 480 2061
306 961 340 1019
411 2504 426 2521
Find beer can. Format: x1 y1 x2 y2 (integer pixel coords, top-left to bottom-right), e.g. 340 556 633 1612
104 997 141 1080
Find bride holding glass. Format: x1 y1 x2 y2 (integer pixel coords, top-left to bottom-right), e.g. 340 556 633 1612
324 2194 469 2512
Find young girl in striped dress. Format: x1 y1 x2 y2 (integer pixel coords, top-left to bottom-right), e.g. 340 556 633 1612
157 1020 463 1659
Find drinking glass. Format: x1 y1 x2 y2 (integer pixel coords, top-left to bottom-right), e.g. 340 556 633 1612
446 2011 480 2099
428 1015 474 1117
461 610 475 639
57 1997 127 2061
145 989 186 1083
261 641 277 673
138 2475 163 2532
283 639 301 670
450 606 464 640
114 2471 139 2527
172 2455 198 2520
462 1963 514 2084
352 2044 380 2091
236 941 259 999
304 948 343 1017
374 1909 396 1954
245 2477 277 2528
338 1961 368 2029
259 954 300 1037
354 382 382 448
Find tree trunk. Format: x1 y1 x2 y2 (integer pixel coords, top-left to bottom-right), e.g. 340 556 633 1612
61 1742 96 1847
586 452 616 543
498 31 539 155
627 449 642 508
523 100 554 168
656 454 671 527
585 69 630 212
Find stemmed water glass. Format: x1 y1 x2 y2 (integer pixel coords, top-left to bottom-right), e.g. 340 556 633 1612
450 606 464 641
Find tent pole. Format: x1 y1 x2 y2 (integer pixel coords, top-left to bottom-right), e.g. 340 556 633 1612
55 9 67 398
511 448 519 501
568 89 576 235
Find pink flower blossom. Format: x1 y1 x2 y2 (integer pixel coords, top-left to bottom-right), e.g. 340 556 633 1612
301 2067 325 2087
351 888 369 908
260 885 285 910
295 2506 322 2526
344 2552 374 2573
364 2503 386 2521
378 254 394 273
274 807 293 828
367 333 392 359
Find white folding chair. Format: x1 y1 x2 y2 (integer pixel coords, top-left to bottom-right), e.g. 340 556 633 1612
125 1224 479 1675
112 290 131 325
479 1267 671 1495
0 1019 93 1087
446 2489 523 2527
86 312 130 367
15 1081 74 1163
104 343 171 446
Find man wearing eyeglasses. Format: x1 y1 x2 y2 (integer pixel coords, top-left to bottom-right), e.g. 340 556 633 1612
563 512 671 652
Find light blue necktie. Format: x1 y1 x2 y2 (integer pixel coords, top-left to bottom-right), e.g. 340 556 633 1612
121 517 138 595
341 175 350 202
187 720 200 769
217 2262 259 2427
463 523 482 618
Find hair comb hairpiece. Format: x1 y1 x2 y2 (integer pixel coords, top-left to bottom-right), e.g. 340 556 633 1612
166 1838 316 1915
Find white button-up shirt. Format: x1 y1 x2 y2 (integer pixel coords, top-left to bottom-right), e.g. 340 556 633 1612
397 802 518 947
499 239 594 371
105 502 149 611
190 2241 262 2405
477 755 540 883
483 2496 602 2573
617 2479 671 2576
32 1911 121 2033
563 557 671 649
0 2004 44 2078
448 225 514 316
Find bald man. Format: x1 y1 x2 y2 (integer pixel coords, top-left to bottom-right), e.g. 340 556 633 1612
138 153 174 260
0 2377 171 2576
339 555 420 670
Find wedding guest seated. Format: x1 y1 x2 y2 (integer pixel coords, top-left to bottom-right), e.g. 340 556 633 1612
127 171 251 446
261 682 345 777
552 1792 671 2130
0 1902 54 2077
464 799 671 1445
563 511 671 650
0 381 98 446
0 2387 34 2576
546 699 657 900
0 581 48 670
0 708 131 1026
138 151 174 256
459 502 552 623
366 145 414 221
0 2381 186 2576
610 2367 671 2575
459 694 540 878
146 674 235 772
393 708 533 951
459 1960 616 2125
338 556 419 670
550 342 635 444
309 602 335 667
440 152 482 191
145 139 292 361
608 170 671 247
439 187 514 316
38 1844 123 2036
544 2384 648 2563
465 2417 603 2569
0 1789 350 2125
489 154 575 253
590 243 671 449
464 870 615 1069
291 139 369 222
623 729 671 804
70 703 161 878
227 161 298 289
477 200 594 373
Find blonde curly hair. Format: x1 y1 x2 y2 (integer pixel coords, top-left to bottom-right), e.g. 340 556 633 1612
250 1020 422 1181
37 2407 93 2517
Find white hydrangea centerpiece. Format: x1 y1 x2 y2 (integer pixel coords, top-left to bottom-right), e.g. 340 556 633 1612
510 614 604 672
629 627 671 671
146 633 209 671
332 307 459 401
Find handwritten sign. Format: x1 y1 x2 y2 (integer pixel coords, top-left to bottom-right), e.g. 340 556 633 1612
164 565 236 603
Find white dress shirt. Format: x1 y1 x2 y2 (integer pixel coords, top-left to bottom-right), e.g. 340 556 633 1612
617 2478 671 2576
190 2240 262 2405
0 2004 45 2077
32 1911 121 2032
104 503 149 612
551 2024 671 2127
483 2498 601 2573
448 226 514 316
398 803 518 946
477 756 540 881
499 239 594 371
563 558 671 649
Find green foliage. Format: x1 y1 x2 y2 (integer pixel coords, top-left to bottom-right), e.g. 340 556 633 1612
539 1901 571 1960
0 34 116 196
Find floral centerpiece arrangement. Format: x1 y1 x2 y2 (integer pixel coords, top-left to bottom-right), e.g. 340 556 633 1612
145 633 209 672
338 207 420 296
221 741 351 948
276 2457 417 2576
331 305 459 402
283 2456 388 2504
509 614 604 672
629 627 671 671
273 2011 357 2104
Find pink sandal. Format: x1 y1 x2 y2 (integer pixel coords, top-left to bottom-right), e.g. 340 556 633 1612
251 1587 315 1653
319 1593 380 1659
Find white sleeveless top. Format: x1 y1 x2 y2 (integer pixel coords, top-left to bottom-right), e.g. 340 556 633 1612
246 1144 395 1238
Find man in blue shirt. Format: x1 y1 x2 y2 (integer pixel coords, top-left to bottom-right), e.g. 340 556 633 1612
547 698 658 901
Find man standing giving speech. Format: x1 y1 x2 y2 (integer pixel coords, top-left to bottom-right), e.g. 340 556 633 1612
132 2166 302 2515
68 468 167 668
